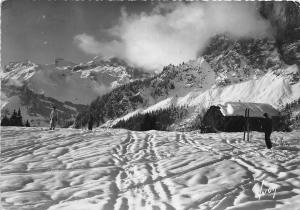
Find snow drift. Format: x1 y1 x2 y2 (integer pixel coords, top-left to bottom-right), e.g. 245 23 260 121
1 127 300 209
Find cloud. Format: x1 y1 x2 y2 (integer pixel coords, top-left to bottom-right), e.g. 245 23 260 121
6 78 24 87
91 82 111 95
74 2 272 71
74 33 123 58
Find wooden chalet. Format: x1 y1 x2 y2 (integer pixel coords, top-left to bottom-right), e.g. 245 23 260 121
201 102 283 133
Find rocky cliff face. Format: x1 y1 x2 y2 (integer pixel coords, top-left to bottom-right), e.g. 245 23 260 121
259 1 300 66
203 35 283 86
259 1 300 42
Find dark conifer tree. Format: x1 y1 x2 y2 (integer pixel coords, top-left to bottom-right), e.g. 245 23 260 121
88 113 94 130
10 110 18 126
1 115 10 126
16 108 23 126
25 120 31 127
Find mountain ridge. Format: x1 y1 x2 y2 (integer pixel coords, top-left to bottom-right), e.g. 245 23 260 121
74 32 300 130
1 57 149 126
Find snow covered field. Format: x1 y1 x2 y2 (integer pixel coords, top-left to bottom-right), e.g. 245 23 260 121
1 127 300 210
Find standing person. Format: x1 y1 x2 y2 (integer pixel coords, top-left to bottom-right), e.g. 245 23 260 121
50 105 58 130
88 113 93 131
262 113 273 149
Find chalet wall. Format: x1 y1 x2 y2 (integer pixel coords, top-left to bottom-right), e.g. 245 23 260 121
201 105 286 133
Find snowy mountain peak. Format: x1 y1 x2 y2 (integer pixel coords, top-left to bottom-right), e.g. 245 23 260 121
158 56 216 93
1 57 150 126
4 60 37 73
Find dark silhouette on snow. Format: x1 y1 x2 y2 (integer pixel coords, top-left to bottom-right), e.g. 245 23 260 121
50 105 58 130
9 109 23 126
262 113 273 149
16 108 23 126
201 106 225 132
1 108 28 127
88 113 94 130
25 120 31 127
201 102 286 133
1 115 10 126
141 113 157 131
113 106 188 131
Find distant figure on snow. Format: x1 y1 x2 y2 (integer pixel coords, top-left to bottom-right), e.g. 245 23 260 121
50 105 58 130
262 113 273 149
88 113 94 130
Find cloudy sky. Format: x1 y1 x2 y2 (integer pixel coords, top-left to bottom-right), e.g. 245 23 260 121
1 0 272 71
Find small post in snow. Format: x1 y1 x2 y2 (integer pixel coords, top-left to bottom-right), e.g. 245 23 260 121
243 108 250 142
247 108 250 142
244 109 247 141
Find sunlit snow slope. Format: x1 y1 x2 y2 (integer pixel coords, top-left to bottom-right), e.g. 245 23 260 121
1 127 300 210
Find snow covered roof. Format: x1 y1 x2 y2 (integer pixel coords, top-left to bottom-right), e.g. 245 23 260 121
217 102 280 118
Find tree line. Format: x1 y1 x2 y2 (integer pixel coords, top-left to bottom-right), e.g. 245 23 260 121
113 105 189 131
1 108 31 127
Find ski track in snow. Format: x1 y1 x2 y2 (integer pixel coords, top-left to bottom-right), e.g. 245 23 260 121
1 127 300 210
